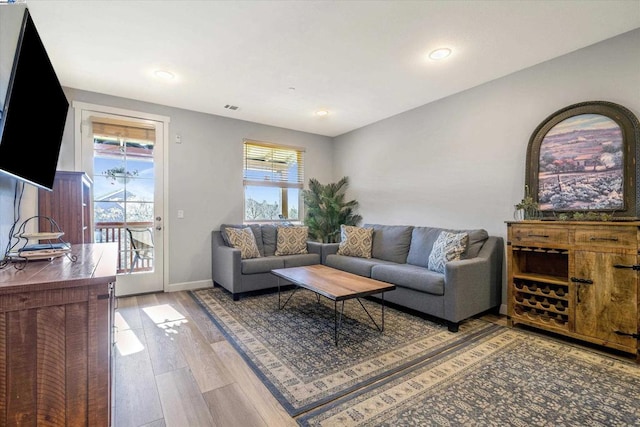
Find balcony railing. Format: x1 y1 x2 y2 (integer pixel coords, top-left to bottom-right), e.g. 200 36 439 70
95 221 154 274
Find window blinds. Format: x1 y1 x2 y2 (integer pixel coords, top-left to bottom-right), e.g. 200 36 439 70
243 140 305 188
90 116 155 143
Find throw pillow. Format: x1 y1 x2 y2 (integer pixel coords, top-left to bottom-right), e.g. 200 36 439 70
337 225 373 258
225 227 261 259
428 231 469 274
275 226 309 255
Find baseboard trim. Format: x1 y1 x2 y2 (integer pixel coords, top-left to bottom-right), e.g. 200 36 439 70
499 303 507 315
166 279 213 293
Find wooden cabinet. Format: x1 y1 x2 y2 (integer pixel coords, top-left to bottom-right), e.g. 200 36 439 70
507 221 639 359
0 243 117 425
38 171 93 244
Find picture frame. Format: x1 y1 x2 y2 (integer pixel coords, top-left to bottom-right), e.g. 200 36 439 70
525 101 640 219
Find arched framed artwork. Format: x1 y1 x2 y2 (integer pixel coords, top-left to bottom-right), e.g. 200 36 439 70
525 101 640 219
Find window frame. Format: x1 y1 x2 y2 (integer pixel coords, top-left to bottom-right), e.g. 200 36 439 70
242 139 305 223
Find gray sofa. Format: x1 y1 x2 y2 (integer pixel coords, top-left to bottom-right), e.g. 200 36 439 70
322 224 503 331
211 224 322 300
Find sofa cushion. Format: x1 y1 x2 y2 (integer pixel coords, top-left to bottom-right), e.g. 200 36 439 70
325 254 396 277
261 224 278 256
406 227 442 268
455 229 488 259
337 225 373 258
226 227 262 259
371 264 445 296
428 231 469 274
281 253 321 268
407 227 489 267
366 224 413 264
221 224 265 256
275 226 309 255
241 256 285 274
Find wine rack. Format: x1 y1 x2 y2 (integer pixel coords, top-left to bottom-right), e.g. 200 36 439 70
507 221 640 360
510 245 570 332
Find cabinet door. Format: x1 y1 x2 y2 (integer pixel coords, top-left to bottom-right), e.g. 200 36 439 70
574 251 637 349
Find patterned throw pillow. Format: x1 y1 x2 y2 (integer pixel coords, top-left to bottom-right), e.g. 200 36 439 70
337 225 373 258
275 226 309 255
226 227 261 259
428 231 469 273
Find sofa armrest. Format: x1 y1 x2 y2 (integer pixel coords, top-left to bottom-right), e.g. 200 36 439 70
211 230 242 292
443 236 503 323
307 241 322 257
320 243 340 265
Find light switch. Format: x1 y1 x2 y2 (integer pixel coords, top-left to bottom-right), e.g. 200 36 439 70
177 210 184 219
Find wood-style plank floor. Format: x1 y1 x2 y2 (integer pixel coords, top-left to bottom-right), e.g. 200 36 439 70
113 291 296 427
114 292 634 426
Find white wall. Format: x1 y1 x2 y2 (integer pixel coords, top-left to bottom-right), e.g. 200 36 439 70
1 29 638 294
333 29 640 299
56 89 334 288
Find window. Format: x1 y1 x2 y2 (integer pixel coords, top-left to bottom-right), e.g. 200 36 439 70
243 140 304 221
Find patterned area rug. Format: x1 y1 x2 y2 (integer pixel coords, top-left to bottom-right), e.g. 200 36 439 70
298 327 640 426
190 287 496 416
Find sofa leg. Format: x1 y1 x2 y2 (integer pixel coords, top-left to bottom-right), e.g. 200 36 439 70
233 294 240 301
447 321 460 333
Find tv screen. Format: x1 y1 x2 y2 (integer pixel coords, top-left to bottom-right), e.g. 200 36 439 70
0 7 69 191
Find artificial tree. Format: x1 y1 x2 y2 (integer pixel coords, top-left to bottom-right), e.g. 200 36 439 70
303 176 362 243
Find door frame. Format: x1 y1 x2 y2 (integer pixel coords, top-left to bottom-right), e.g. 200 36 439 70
73 101 170 292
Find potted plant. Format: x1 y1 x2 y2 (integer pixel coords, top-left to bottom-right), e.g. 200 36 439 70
104 166 139 184
514 185 540 220
303 176 362 243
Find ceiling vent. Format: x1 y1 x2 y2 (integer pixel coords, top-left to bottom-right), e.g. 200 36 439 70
224 104 239 111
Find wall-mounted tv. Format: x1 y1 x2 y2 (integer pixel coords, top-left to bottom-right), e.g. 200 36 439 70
0 7 69 191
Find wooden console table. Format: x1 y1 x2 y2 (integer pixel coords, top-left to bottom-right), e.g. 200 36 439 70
506 221 639 360
0 243 117 425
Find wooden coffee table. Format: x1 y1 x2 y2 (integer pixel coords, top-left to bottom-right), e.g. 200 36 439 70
271 264 396 345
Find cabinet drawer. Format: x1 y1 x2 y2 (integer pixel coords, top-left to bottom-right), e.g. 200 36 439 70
574 226 637 249
510 226 568 245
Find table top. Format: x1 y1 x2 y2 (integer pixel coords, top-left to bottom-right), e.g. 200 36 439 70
271 264 395 301
0 243 118 293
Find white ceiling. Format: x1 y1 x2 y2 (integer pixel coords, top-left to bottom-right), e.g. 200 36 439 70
26 0 640 137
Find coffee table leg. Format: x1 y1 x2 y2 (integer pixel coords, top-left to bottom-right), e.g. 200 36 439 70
334 301 337 345
356 297 383 332
278 280 299 310
334 300 345 346
382 292 385 332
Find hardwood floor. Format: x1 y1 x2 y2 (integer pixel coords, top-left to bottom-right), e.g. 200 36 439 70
114 292 633 426
113 291 296 427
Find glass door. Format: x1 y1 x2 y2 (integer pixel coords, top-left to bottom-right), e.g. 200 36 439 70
81 110 164 296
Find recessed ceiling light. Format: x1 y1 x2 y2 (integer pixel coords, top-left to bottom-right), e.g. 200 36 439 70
154 70 175 80
315 110 329 117
428 48 452 60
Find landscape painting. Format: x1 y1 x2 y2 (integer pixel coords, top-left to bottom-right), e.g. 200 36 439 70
537 113 624 212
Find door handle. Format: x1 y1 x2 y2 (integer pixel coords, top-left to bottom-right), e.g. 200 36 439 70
570 277 593 284
614 330 640 339
613 264 640 271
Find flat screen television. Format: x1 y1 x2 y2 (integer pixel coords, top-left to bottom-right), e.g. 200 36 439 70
0 7 69 191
